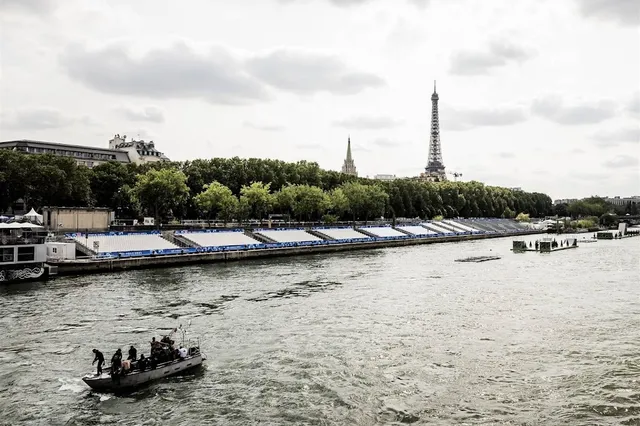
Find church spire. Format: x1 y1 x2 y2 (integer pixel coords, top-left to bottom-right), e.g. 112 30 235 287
341 135 357 177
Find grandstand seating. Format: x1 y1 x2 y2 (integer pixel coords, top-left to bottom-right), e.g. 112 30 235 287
421 222 456 235
255 229 323 243
70 232 178 254
444 220 482 233
178 230 261 248
314 227 371 241
396 226 437 236
359 226 407 238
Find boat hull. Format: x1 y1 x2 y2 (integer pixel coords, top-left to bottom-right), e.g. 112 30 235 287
82 353 205 392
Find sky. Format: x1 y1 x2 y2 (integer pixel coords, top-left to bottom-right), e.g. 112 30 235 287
0 0 638 200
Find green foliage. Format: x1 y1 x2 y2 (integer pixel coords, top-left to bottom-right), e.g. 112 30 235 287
239 182 274 219
131 168 190 222
515 212 530 222
599 213 619 227
567 197 612 218
433 215 444 221
502 207 516 219
1 151 555 222
193 181 238 223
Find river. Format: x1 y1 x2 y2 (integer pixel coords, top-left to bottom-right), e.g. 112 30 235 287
0 234 638 425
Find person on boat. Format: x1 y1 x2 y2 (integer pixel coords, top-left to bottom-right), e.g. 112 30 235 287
92 349 105 376
128 345 137 361
138 354 148 372
178 346 187 359
111 348 122 372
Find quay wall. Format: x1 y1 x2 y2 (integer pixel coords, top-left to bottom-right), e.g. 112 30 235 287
49 230 538 277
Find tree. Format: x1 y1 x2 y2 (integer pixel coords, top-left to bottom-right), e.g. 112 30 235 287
239 182 274 220
502 207 515 218
515 212 530 222
131 168 190 224
193 181 239 224
600 213 619 228
290 184 331 220
90 162 138 210
328 188 349 218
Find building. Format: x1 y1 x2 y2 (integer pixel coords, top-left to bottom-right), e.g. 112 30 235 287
109 134 170 164
422 81 447 182
553 199 578 205
373 174 396 181
0 139 130 168
42 207 114 232
603 196 640 206
341 136 358 176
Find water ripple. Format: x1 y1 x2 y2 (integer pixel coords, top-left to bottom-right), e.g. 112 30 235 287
0 234 638 425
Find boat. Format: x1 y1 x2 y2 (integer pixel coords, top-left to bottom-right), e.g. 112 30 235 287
0 221 52 283
82 323 206 392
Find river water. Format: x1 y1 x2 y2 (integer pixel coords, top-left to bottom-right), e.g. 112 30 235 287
0 234 639 425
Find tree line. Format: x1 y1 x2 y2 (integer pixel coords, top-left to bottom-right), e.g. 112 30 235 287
0 150 555 222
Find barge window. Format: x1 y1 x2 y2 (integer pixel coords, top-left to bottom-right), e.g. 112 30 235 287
17 247 35 262
0 248 14 263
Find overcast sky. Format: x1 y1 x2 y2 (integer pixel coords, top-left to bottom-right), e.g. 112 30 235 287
1 0 638 199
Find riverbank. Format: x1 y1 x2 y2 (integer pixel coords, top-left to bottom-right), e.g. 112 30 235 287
48 229 539 277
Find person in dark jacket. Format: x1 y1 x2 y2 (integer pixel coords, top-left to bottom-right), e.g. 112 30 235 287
128 346 137 361
111 349 122 371
92 349 104 376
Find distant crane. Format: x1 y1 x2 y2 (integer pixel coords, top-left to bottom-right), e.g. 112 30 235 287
449 171 463 182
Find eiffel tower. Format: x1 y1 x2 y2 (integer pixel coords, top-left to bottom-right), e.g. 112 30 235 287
424 81 447 181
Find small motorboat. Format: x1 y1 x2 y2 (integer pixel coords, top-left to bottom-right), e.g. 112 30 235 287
83 321 206 392
82 347 206 392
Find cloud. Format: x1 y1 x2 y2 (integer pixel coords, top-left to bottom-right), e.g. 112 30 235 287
627 92 640 116
449 40 535 75
297 143 323 150
243 121 285 131
371 137 401 147
497 152 516 159
333 115 403 129
575 0 640 26
531 95 617 124
591 127 640 147
279 0 428 7
246 48 385 95
60 41 270 105
60 42 384 103
441 105 527 131
603 155 639 169
1 107 77 129
0 0 55 16
114 105 165 123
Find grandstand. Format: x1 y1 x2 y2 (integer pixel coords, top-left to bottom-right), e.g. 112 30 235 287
422 222 456 235
254 229 323 243
313 227 371 241
443 220 482 233
177 230 262 248
457 220 498 233
359 226 407 238
69 232 178 254
396 225 437 236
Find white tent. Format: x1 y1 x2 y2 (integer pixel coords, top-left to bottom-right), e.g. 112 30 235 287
24 208 43 224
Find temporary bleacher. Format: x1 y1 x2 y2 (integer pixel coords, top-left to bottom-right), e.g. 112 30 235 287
359 226 407 238
254 229 323 243
177 230 262 248
444 220 482 233
69 232 179 255
314 227 371 241
421 222 456 235
396 226 437 236
459 220 497 233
